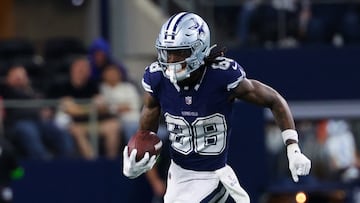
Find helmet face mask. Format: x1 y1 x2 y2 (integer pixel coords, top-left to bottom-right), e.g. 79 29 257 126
157 49 192 65
155 12 213 83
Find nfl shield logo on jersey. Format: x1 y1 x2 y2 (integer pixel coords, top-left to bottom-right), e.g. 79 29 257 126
185 96 192 105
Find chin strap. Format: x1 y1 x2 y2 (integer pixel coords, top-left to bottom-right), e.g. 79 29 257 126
166 68 177 84
165 64 190 84
204 44 218 56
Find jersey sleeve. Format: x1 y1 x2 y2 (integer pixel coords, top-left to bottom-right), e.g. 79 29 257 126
142 62 163 98
212 57 246 91
226 60 246 91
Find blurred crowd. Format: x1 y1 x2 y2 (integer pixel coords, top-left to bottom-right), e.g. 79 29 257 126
0 37 143 161
213 0 360 48
265 118 360 187
0 37 172 202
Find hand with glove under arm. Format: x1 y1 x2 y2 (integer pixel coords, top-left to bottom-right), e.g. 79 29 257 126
123 146 157 179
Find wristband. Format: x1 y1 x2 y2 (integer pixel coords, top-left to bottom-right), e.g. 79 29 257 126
281 129 298 144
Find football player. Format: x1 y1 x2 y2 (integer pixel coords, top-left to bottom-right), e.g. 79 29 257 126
123 12 311 203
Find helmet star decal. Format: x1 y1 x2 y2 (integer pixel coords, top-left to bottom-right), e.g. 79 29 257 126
188 18 200 30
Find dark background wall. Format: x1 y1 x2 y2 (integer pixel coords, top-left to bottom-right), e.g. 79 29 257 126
228 45 360 101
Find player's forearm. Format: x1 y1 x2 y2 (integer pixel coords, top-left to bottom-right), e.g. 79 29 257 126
270 95 296 132
139 106 161 132
246 80 296 131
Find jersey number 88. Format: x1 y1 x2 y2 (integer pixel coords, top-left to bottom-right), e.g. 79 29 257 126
165 113 227 155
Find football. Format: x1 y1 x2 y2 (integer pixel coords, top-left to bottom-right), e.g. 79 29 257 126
127 130 162 161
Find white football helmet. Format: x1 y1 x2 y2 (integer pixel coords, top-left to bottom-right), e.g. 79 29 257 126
155 12 214 83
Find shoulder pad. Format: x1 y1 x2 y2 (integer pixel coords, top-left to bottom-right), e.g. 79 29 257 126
147 62 163 73
208 57 246 91
210 57 238 71
143 62 164 94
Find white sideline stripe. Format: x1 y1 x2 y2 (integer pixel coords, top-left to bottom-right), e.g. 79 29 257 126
264 100 360 120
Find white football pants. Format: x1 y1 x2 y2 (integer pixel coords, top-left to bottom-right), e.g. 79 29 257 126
164 160 250 203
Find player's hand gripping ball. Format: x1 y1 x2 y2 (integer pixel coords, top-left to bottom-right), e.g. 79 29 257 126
127 130 162 161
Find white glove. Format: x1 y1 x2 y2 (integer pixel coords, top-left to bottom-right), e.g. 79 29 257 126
287 143 311 182
123 146 157 179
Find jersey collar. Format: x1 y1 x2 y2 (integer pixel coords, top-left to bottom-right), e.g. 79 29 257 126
172 67 207 92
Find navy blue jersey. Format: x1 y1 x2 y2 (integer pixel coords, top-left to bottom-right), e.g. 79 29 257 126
142 57 246 171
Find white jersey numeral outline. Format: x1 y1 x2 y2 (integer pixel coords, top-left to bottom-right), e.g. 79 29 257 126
211 57 235 70
165 113 227 155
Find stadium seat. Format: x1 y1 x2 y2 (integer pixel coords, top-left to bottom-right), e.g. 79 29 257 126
43 37 87 60
0 39 35 61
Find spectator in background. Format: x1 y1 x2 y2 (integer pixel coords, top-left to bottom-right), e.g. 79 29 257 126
237 0 262 46
88 38 129 84
100 64 141 142
307 3 360 46
100 65 168 201
1 65 74 160
238 0 311 47
47 56 121 160
265 0 311 47
323 119 360 183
